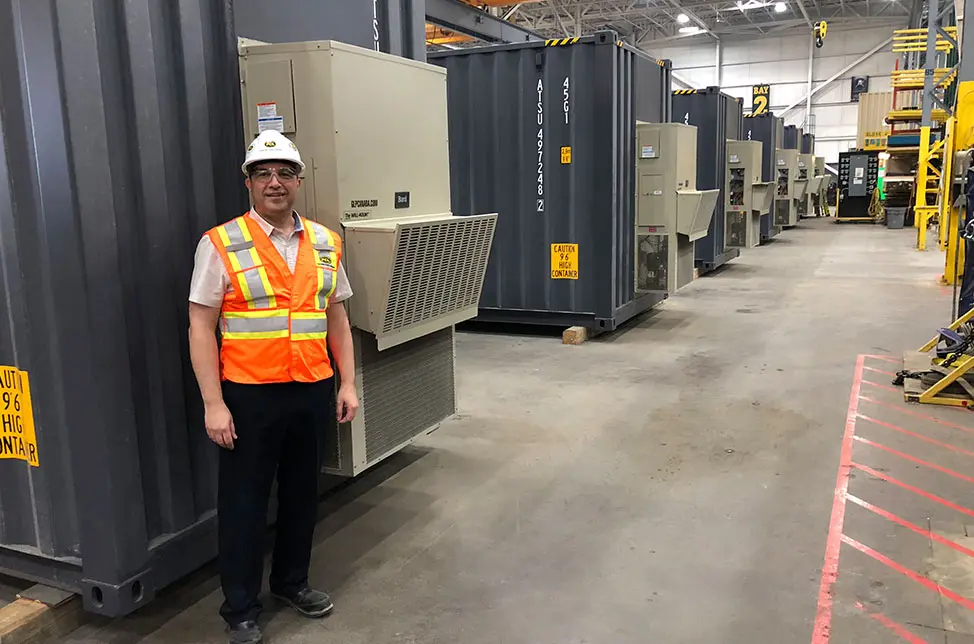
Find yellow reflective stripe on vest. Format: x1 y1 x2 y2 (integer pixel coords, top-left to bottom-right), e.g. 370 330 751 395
290 311 328 341
303 221 338 310
216 218 277 309
221 310 290 340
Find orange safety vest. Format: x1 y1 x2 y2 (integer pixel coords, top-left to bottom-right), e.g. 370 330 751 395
207 213 342 384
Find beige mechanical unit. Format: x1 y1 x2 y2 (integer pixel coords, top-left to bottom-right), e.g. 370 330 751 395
239 40 497 477
774 148 804 227
797 153 821 219
726 140 772 249
635 123 720 294
812 156 832 216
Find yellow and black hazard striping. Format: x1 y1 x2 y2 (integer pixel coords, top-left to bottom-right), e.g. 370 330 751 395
673 89 697 95
545 37 580 46
656 59 666 67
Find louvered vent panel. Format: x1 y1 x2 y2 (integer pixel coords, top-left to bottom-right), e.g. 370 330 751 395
362 327 456 464
382 217 496 334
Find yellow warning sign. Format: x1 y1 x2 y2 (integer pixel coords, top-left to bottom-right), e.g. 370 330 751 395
560 146 572 164
0 367 39 467
551 243 579 279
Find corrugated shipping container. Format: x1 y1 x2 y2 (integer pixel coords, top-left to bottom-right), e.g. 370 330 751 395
783 125 803 150
743 112 784 242
671 87 743 271
856 92 893 149
0 0 245 616
429 33 673 329
802 133 816 154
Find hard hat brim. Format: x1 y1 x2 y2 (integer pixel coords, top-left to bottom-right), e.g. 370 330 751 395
240 157 306 176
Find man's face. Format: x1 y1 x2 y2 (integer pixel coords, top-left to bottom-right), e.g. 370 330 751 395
245 161 301 215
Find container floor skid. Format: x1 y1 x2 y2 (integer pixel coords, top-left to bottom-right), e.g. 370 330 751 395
697 248 741 273
472 291 667 330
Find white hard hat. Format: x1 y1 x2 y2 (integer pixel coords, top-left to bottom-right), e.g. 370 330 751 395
241 130 305 175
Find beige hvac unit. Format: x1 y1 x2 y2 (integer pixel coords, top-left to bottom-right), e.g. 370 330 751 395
635 123 720 294
774 148 803 227
812 156 832 216
239 40 497 477
726 140 772 249
797 153 820 219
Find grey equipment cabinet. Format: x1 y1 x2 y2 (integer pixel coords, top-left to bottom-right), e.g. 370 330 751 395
635 123 720 294
774 148 805 227
726 140 772 248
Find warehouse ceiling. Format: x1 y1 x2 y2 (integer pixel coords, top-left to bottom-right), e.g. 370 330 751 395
435 0 918 45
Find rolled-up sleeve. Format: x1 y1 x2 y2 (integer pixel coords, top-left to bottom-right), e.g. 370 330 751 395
331 261 353 303
189 236 229 308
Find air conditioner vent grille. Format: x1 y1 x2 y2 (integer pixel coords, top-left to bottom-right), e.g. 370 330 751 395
382 217 496 334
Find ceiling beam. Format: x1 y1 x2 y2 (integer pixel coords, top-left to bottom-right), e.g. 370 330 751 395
426 0 544 42
796 0 816 27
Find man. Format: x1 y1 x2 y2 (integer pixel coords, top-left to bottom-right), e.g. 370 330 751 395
188 130 358 644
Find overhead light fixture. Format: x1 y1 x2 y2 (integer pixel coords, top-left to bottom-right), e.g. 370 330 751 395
678 26 702 33
677 13 690 23
774 2 787 12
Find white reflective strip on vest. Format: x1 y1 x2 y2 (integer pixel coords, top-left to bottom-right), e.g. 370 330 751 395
290 313 328 340
221 310 289 339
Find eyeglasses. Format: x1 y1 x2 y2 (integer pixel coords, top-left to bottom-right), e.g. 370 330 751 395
250 167 300 183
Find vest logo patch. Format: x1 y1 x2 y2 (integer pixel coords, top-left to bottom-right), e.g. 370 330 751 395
317 251 335 269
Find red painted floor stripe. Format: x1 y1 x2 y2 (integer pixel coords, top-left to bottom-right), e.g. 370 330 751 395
811 355 864 644
853 435 974 484
857 414 974 457
859 395 974 434
854 601 930 643
865 355 902 365
841 534 974 612
861 379 901 394
847 494 974 558
852 462 974 519
864 365 898 378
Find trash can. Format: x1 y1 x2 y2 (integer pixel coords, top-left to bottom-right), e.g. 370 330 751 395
886 207 907 229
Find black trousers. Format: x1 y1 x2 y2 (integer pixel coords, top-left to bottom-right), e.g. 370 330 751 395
218 379 333 625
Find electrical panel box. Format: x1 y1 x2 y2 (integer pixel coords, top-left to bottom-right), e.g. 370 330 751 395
239 39 498 477
635 123 719 294
726 140 772 248
774 148 803 227
837 150 880 220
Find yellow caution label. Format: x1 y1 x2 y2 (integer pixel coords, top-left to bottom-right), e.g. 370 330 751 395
551 243 579 280
0 367 39 467
560 146 572 164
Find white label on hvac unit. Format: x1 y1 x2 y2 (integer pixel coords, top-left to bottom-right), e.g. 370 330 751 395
777 159 786 166
729 154 740 164
652 190 663 196
855 167 865 179
257 102 278 119
258 117 285 133
853 178 863 185
641 145 657 159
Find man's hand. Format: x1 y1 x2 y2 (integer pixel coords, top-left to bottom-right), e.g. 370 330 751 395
337 384 359 423
206 401 237 449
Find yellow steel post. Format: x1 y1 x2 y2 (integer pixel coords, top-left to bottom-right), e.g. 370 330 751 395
915 125 933 250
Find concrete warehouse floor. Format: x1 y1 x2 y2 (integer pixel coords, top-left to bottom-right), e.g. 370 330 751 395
63 218 970 644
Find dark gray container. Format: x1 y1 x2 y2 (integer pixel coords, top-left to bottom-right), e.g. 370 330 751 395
235 0 427 61
429 33 672 330
783 124 803 150
671 87 743 272
886 207 907 229
802 132 816 154
744 113 784 242
0 0 245 616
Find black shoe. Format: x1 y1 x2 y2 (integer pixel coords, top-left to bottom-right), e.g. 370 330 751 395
227 620 262 644
271 587 334 618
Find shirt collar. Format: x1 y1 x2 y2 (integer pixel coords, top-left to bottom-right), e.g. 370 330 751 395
248 209 303 236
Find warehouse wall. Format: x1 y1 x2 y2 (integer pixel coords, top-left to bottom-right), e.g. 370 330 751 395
645 24 904 163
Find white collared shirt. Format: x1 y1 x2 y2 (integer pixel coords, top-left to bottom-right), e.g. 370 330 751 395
188 210 352 308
